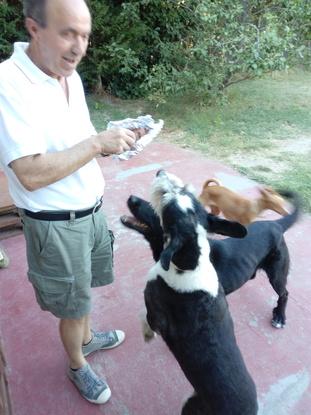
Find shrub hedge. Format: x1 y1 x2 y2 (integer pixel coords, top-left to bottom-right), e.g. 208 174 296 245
0 0 310 101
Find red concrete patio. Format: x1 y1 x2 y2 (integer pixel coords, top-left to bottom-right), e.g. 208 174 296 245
0 141 310 415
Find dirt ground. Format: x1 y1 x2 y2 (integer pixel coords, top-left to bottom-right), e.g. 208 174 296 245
228 135 311 174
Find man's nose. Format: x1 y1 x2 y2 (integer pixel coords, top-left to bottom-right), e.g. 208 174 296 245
72 37 85 56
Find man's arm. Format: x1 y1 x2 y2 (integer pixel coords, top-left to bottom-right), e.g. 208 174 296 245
10 128 135 191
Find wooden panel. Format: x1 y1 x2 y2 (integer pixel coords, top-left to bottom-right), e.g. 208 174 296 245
0 344 13 415
0 213 22 231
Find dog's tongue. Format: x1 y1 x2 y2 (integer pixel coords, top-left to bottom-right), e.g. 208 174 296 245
120 215 149 230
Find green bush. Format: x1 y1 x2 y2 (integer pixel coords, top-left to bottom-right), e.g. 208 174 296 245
82 0 311 101
0 0 26 61
1 0 310 102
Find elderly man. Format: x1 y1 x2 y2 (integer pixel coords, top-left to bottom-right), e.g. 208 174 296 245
0 0 135 404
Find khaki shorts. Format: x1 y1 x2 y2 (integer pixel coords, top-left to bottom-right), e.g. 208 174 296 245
20 208 114 319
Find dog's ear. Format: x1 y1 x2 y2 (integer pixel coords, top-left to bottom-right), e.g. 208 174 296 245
259 187 273 197
206 214 247 238
160 233 183 271
260 187 284 198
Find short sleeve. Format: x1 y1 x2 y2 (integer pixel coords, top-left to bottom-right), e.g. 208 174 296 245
0 85 47 166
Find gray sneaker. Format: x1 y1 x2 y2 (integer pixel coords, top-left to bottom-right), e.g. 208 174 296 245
68 363 111 404
0 248 9 268
82 329 125 357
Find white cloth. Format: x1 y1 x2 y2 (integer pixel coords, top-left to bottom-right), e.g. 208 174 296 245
0 42 104 211
107 115 164 160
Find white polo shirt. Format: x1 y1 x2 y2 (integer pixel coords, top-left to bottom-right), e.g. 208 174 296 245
0 42 105 211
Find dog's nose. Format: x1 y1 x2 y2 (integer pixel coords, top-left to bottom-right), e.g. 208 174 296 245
128 195 140 206
156 169 165 177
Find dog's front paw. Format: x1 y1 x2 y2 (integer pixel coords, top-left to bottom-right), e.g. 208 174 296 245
142 320 157 342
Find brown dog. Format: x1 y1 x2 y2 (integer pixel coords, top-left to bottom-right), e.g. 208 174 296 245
199 178 288 225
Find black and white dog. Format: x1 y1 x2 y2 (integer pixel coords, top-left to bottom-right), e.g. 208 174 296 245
121 174 300 329
125 170 258 415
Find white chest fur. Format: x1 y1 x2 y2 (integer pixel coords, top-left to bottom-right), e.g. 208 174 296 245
147 225 219 297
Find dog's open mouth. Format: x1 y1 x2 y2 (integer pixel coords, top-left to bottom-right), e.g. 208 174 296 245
120 215 150 232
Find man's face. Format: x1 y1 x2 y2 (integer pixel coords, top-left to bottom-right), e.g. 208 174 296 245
28 0 91 79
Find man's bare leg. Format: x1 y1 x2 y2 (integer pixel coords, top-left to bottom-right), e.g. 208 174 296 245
82 315 92 345
59 316 88 369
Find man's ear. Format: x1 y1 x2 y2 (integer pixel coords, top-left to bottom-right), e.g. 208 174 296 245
206 214 247 238
25 17 41 39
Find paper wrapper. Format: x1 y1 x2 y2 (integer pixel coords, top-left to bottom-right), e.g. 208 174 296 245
107 115 164 160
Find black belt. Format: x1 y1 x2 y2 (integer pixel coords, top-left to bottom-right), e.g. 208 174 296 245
24 199 102 221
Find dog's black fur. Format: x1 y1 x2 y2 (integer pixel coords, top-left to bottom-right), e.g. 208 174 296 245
123 170 258 415
121 187 300 329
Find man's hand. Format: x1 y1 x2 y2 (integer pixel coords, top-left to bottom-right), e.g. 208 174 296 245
95 128 136 155
132 127 148 140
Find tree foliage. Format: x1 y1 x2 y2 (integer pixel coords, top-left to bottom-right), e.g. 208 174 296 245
0 0 310 102
0 0 26 58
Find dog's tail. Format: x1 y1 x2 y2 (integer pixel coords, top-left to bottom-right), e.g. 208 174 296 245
203 178 222 188
275 190 301 232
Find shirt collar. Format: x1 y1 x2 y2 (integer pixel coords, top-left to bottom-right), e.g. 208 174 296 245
11 42 53 85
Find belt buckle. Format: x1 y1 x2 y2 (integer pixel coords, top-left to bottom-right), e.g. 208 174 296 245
93 196 102 214
69 211 76 223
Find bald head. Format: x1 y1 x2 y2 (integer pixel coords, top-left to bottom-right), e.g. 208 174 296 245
23 0 90 28
46 0 91 27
